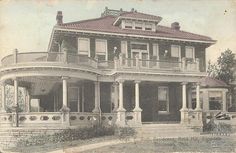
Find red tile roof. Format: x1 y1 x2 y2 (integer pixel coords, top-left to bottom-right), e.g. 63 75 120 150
56 14 215 43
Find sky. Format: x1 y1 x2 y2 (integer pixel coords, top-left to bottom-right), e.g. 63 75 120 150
0 0 236 64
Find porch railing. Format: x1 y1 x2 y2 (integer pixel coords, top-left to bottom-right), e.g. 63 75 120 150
1 51 200 72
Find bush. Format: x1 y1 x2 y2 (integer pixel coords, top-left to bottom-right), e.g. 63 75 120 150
203 119 232 134
115 127 137 139
17 125 115 147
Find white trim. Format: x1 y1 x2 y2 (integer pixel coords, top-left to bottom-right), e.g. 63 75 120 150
121 41 128 58
113 16 162 26
152 43 159 60
158 86 169 113
185 46 195 59
53 27 216 44
130 42 149 60
95 39 108 61
77 37 90 57
171 45 181 61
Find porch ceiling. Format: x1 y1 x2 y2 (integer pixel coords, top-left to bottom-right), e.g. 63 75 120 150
5 76 86 96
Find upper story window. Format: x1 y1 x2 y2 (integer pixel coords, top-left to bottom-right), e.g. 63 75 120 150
95 39 107 60
185 46 195 59
135 22 142 30
78 38 90 56
152 43 159 60
209 91 222 110
124 21 132 29
171 45 181 61
145 23 152 31
131 43 148 51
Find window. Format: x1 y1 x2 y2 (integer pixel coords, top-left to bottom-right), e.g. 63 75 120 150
131 43 147 51
30 99 40 112
145 23 152 31
209 91 222 110
125 20 132 29
185 46 195 59
68 87 79 112
78 38 90 56
158 87 169 112
95 39 107 60
152 44 159 59
135 22 142 30
171 45 181 61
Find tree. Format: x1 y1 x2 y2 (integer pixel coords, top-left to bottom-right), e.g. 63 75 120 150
207 49 236 84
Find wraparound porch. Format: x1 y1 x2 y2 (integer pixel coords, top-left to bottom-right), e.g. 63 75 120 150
0 75 204 127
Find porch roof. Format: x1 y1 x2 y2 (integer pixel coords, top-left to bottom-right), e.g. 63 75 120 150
200 77 228 88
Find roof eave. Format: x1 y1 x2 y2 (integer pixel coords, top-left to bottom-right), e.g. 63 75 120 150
53 27 216 44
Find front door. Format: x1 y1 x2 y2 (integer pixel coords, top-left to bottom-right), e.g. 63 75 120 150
141 85 169 122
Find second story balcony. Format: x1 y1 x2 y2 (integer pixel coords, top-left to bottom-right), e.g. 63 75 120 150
1 50 201 74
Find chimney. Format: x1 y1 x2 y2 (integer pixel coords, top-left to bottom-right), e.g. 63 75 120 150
171 22 180 30
56 11 63 25
131 8 135 12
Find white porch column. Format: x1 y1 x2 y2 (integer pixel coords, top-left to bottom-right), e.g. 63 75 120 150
14 79 18 107
93 81 101 113
222 90 227 112
116 80 126 126
195 82 201 110
61 76 70 126
117 80 125 111
180 82 188 125
181 82 188 111
62 77 68 107
133 81 142 111
82 85 85 112
188 86 193 110
77 87 80 112
1 82 6 112
133 80 142 126
112 82 119 112
25 88 30 113
12 78 19 127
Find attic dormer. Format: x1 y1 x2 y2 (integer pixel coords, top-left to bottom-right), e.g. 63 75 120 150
107 7 162 32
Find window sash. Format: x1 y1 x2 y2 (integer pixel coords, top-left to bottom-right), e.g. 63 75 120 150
153 44 159 57
171 45 180 58
135 22 142 29
95 39 107 55
125 21 132 28
145 23 152 30
185 47 194 59
78 38 89 55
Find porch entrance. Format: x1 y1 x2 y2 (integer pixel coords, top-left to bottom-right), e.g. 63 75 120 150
140 83 181 123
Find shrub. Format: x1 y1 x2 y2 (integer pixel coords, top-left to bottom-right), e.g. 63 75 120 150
16 125 115 147
115 127 137 139
203 118 232 134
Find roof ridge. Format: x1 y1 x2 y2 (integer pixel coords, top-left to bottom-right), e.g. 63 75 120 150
61 15 115 26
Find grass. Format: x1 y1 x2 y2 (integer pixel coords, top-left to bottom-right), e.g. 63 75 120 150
82 136 236 153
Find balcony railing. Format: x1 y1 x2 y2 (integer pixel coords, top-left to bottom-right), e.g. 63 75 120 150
1 51 200 72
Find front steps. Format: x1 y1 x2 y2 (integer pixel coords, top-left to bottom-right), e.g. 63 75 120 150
136 123 201 138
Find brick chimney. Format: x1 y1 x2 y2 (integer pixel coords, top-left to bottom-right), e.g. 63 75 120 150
56 11 63 25
171 22 180 30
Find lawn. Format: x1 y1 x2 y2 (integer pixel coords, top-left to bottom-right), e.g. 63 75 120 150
82 136 236 153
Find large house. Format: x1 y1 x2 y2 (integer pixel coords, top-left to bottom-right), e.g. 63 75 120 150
0 8 234 129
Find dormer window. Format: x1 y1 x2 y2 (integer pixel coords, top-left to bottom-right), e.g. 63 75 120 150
145 23 152 31
135 22 142 30
125 20 132 29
